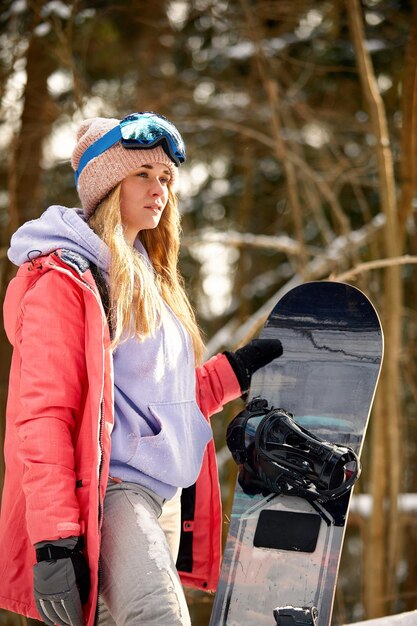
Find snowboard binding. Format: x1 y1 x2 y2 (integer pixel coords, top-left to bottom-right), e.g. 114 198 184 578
226 397 361 503
273 606 318 626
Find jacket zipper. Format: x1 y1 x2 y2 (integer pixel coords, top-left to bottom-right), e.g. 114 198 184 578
94 398 105 626
98 398 105 525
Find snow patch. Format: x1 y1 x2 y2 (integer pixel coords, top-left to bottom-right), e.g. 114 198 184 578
134 502 169 569
133 500 190 622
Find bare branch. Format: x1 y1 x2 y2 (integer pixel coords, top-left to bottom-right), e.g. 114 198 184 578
182 230 307 256
205 213 385 356
330 256 417 283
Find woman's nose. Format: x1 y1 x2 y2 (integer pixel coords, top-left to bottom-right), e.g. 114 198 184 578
149 179 164 196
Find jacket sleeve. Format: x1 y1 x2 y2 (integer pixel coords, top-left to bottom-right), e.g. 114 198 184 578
196 353 242 418
15 270 87 545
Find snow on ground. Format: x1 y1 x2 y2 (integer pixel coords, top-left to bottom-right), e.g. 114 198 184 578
344 610 417 625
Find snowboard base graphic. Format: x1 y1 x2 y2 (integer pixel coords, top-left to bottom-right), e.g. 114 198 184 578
210 281 383 626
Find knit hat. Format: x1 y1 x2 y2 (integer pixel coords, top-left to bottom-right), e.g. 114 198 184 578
71 117 178 217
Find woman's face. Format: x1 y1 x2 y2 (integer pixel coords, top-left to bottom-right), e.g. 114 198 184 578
120 162 171 245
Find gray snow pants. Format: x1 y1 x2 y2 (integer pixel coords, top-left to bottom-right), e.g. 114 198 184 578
97 481 191 626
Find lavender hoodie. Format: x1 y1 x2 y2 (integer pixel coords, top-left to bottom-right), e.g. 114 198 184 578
8 205 212 499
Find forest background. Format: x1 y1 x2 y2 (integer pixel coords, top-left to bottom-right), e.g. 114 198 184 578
0 0 416 625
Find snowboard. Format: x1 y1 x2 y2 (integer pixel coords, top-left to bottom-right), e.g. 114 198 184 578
210 281 383 626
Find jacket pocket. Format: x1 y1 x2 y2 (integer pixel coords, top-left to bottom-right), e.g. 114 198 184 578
128 400 212 488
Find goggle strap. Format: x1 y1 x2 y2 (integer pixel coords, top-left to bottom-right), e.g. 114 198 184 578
74 125 122 187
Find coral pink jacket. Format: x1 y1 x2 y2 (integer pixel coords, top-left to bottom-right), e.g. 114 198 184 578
0 251 240 625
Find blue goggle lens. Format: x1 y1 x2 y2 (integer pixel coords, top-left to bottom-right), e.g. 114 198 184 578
120 112 186 165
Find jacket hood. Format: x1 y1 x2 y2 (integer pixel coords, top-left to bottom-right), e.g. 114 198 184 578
7 205 110 272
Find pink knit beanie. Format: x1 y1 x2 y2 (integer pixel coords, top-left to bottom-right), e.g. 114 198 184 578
71 117 178 217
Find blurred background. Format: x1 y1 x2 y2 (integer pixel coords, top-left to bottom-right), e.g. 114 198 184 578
0 0 416 624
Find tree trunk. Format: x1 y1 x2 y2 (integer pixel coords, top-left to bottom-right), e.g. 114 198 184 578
399 3 417 242
239 0 309 276
8 10 58 231
346 0 402 617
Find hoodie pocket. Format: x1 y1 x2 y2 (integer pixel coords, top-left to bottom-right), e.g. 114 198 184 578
128 400 212 488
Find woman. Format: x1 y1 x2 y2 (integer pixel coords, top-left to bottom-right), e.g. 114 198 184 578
0 112 282 626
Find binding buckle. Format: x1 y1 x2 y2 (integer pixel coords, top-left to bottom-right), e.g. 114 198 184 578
273 606 318 626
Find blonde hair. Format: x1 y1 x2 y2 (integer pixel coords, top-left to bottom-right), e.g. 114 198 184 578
88 184 205 364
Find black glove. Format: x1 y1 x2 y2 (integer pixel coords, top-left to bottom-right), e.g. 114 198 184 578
224 338 283 394
33 536 90 626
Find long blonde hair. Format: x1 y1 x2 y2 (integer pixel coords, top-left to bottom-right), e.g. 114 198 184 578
88 184 205 363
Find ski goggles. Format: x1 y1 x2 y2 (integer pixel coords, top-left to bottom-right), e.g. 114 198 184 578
75 112 186 187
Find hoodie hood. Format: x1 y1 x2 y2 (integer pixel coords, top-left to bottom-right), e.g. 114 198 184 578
7 205 110 272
